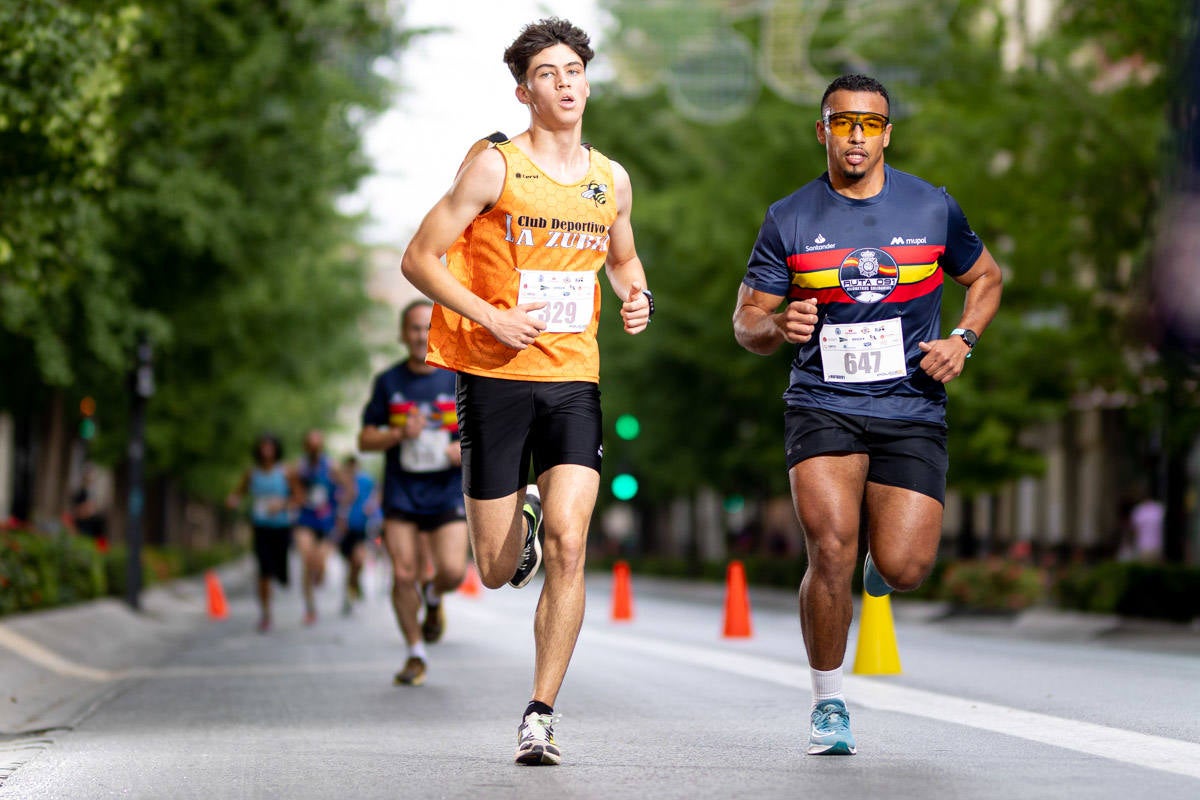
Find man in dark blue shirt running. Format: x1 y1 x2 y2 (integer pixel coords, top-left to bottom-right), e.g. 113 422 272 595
358 299 468 687
733 74 1003 756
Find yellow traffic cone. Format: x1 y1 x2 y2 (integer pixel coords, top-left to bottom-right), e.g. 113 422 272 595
852 592 902 674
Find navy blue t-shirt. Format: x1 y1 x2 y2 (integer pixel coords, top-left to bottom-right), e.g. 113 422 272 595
742 165 983 424
361 362 463 515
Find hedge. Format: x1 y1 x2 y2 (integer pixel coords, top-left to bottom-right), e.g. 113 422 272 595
1 526 244 617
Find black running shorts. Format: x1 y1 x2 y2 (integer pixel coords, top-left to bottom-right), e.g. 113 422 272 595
252 525 292 585
384 508 466 533
338 528 367 560
456 373 603 500
784 407 949 503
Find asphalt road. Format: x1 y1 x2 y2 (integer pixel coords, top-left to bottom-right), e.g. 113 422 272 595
1 552 1198 799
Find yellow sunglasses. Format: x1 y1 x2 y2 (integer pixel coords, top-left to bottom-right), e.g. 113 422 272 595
824 111 890 138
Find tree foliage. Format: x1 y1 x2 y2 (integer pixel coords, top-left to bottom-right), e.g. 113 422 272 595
588 0 1194 503
0 1 141 391
2 0 404 499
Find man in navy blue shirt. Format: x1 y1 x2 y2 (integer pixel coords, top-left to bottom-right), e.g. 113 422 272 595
358 299 468 687
733 74 1002 755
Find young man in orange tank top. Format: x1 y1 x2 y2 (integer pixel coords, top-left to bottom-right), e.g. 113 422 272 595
401 18 653 767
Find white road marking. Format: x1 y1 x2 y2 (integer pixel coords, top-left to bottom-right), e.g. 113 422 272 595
0 625 116 683
5 599 1199 781
583 626 1200 781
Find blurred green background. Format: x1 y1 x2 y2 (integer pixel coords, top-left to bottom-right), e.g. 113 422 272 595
3 0 1198 616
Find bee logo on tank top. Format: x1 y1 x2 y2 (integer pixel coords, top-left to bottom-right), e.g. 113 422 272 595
581 181 607 206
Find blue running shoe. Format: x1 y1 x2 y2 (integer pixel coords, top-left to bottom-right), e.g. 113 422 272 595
863 552 893 598
808 699 857 755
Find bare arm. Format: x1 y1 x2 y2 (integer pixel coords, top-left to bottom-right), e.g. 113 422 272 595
224 469 251 509
732 283 820 355
357 401 425 453
358 426 401 452
400 149 547 350
918 245 1004 383
604 160 652 334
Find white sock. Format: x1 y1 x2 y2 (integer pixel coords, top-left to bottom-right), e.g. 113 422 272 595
811 666 845 708
408 641 427 661
424 582 441 606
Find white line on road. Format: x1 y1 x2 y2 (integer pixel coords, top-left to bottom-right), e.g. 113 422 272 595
0 625 116 683
582 624 1200 781
5 602 1199 781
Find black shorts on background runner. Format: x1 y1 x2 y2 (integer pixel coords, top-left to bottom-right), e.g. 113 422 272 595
456 373 603 500
253 525 292 585
338 528 367 560
385 508 466 533
784 407 948 503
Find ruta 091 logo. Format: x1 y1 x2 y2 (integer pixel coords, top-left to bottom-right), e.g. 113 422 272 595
838 248 899 303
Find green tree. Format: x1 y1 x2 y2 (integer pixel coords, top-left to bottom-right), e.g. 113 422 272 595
0 1 142 395
588 0 1193 516
1 0 407 511
93 0 401 497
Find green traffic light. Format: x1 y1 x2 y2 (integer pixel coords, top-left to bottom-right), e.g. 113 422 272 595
79 418 96 440
611 473 639 501
615 413 640 440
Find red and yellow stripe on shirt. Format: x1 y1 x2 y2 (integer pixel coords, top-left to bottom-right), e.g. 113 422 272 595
786 245 943 304
427 140 618 383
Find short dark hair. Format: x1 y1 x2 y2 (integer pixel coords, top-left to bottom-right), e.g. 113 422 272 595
503 18 594 84
399 298 433 329
253 433 283 466
820 74 890 115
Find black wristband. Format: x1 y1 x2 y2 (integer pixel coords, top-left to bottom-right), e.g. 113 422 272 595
642 289 655 321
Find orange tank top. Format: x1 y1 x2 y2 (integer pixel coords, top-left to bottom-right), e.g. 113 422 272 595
427 139 618 383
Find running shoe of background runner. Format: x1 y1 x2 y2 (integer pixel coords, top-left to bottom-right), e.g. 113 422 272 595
394 656 426 687
421 583 446 643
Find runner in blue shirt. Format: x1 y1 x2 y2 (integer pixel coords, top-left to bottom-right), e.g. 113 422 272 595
734 74 1003 756
294 428 341 625
226 433 301 632
337 454 379 614
358 299 468 687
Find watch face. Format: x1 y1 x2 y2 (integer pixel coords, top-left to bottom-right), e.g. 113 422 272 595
960 330 977 348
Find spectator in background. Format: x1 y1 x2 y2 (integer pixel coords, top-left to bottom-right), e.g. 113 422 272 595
70 462 108 545
1128 491 1165 562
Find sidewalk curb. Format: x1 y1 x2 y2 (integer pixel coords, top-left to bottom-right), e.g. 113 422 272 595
0 557 253 737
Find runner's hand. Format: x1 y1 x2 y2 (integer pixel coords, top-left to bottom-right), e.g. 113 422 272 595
918 338 970 383
621 281 651 334
403 408 426 439
778 298 818 344
489 303 548 350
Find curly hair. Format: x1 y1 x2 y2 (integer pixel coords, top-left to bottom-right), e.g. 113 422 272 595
503 17 594 84
820 74 890 115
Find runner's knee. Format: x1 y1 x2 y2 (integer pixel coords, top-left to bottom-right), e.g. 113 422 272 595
875 554 934 593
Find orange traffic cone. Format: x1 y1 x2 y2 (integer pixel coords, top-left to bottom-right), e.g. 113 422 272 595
722 560 753 638
459 563 482 598
611 560 634 621
205 570 229 620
